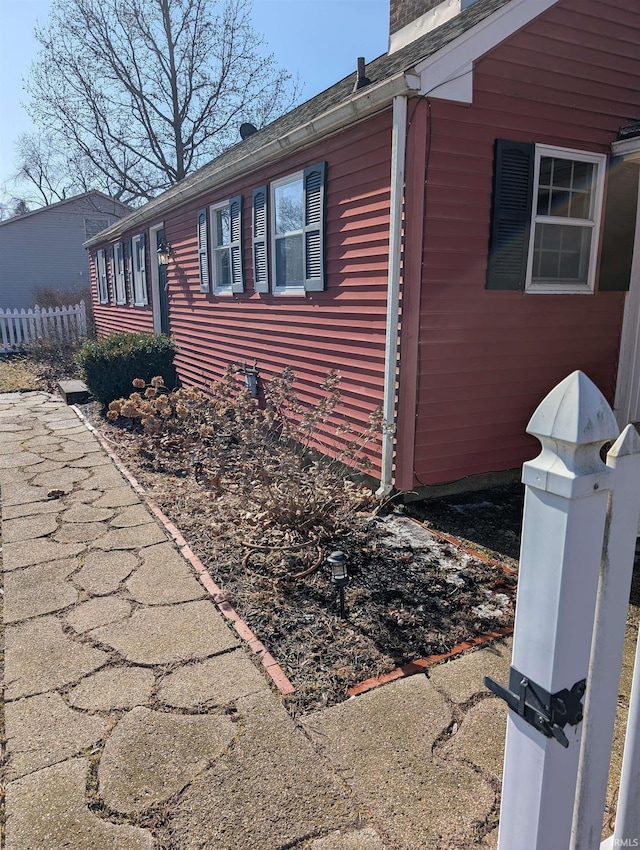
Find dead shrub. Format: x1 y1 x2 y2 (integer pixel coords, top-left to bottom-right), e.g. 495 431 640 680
106 366 382 538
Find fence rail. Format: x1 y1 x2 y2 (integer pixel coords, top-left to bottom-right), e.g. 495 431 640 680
0 302 87 353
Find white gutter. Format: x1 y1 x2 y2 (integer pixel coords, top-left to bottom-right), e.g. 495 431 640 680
376 94 408 499
85 72 419 249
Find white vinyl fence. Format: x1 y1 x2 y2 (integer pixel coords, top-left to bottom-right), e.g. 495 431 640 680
485 370 640 850
0 301 87 353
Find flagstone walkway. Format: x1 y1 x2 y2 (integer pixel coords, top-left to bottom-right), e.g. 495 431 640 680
0 391 509 849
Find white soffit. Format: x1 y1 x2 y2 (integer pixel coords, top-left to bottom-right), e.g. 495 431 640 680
612 137 640 164
413 0 561 104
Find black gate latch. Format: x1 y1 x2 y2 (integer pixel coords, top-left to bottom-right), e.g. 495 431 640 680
484 667 586 748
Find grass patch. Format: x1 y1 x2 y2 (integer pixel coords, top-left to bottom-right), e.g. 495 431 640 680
0 358 43 392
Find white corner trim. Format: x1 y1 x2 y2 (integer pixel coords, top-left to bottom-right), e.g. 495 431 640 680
414 0 561 103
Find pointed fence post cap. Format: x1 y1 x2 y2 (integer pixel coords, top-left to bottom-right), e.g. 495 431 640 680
527 371 619 446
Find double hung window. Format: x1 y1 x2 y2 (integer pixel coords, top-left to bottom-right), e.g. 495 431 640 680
527 147 606 293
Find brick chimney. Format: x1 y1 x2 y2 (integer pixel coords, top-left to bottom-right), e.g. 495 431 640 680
389 0 479 53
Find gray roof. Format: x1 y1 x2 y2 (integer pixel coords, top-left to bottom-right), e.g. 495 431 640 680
0 191 131 229
87 0 513 244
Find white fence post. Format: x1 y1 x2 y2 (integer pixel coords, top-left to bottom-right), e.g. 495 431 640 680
493 371 619 850
572 424 640 849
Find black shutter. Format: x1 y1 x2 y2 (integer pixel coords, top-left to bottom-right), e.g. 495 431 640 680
252 186 269 293
126 239 133 303
599 158 639 292
229 195 244 293
486 139 535 290
139 232 148 305
303 162 327 291
197 209 210 293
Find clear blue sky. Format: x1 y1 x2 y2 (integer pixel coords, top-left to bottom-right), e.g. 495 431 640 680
0 0 390 200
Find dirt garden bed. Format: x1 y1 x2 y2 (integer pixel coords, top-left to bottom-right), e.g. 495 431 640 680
80 369 520 716
1 354 521 715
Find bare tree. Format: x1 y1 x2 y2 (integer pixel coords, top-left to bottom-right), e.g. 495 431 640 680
25 0 299 204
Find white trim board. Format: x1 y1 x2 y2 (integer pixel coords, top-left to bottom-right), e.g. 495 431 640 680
414 0 561 103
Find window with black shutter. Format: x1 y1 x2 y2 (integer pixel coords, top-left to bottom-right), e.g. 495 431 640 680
487 141 607 294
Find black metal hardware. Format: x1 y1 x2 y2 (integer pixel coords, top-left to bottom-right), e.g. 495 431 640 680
484 666 586 748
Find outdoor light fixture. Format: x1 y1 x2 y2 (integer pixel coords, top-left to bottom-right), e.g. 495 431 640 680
327 550 349 619
157 237 173 266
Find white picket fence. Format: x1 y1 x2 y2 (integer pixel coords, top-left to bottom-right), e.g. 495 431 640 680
488 371 640 849
0 301 88 353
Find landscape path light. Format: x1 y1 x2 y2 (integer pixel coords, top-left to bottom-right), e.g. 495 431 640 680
327 550 349 619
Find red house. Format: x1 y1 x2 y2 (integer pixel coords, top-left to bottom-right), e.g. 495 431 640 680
86 0 640 497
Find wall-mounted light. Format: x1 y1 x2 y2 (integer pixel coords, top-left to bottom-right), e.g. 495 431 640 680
157 236 173 266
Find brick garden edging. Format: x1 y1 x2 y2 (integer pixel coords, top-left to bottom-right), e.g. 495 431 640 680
72 405 295 696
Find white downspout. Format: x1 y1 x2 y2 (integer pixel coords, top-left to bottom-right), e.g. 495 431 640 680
376 94 408 499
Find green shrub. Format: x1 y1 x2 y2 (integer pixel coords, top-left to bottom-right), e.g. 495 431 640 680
76 332 176 405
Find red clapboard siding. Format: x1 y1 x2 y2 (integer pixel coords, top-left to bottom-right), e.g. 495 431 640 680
91 242 154 338
93 110 393 474
398 0 639 488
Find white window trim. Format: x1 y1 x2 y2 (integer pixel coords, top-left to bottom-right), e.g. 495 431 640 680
96 249 109 304
525 144 607 295
209 201 234 296
132 233 148 306
270 170 305 296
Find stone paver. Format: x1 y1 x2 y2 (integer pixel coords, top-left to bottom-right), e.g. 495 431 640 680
92 522 166 550
2 483 49 506
2 513 59 543
110 504 156 527
99 707 236 813
157 650 267 708
5 692 108 779
302 675 495 850
68 667 155 710
3 498 63 520
89 600 238 664
31 466 91 489
80 466 127 490
428 639 512 704
4 559 79 623
5 759 154 850
5 616 109 700
55 521 108 543
66 596 132 633
0 451 45 468
2 538 85 571
442 697 507 780
75 550 138 596
173 691 357 850
126 542 206 605
63 503 116 523
94 486 141 507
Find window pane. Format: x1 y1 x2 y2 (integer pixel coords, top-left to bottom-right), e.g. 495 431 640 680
550 189 571 217
569 191 590 219
275 234 303 286
215 248 231 287
553 159 573 188
537 189 551 216
215 208 231 246
275 179 303 235
539 157 553 187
